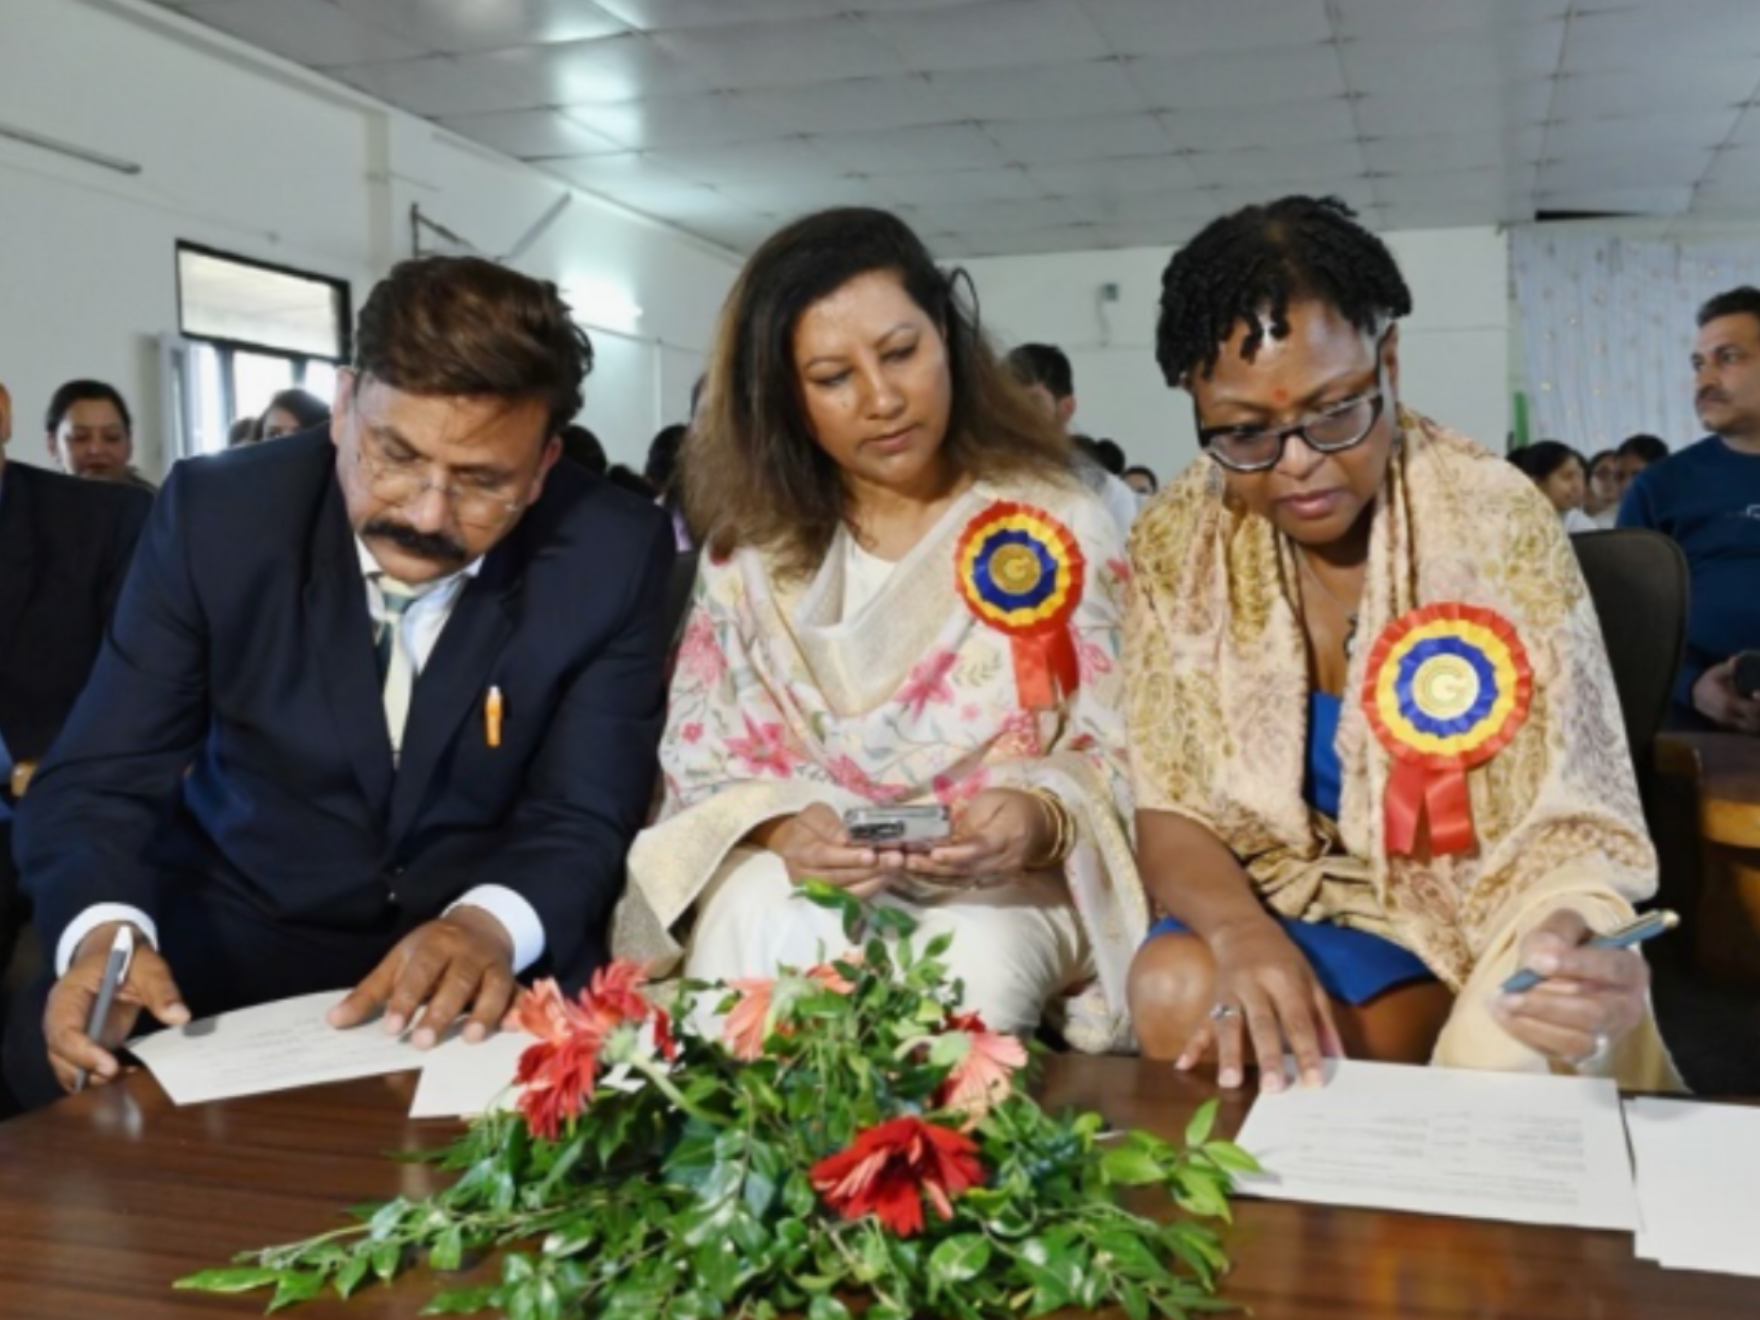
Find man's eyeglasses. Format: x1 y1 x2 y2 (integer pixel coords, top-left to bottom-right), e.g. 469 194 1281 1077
354 440 527 529
1196 374 1388 474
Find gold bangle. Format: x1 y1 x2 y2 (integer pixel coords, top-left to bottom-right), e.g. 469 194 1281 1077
1023 786 1075 869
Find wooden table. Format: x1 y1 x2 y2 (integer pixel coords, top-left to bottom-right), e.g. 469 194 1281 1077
1 1059 1754 1319
1656 731 1760 982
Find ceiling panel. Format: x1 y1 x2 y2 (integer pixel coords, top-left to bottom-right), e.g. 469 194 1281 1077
1081 0 1333 57
1133 44 1349 110
929 59 1148 121
562 91 790 150
856 0 1111 74
149 0 1760 256
332 0 630 54
181 0 428 67
985 112 1171 165
437 109 626 159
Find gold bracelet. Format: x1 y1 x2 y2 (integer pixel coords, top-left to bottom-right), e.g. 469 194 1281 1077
1023 786 1075 870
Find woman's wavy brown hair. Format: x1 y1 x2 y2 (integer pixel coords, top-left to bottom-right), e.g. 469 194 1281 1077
684 207 1074 579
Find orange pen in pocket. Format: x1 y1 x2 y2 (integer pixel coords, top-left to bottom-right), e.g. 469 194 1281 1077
485 685 504 748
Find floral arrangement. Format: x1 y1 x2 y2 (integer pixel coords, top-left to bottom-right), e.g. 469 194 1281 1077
180 886 1254 1318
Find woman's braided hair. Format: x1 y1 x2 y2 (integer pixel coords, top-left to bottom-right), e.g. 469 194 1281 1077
1155 195 1413 386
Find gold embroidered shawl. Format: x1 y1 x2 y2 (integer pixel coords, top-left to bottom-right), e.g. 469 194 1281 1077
616 475 1149 1052
1126 409 1678 1086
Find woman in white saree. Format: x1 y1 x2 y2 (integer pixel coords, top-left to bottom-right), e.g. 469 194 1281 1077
615 208 1146 1050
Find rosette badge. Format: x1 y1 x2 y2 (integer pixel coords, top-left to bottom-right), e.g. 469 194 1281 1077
1362 603 1533 856
954 501 1085 709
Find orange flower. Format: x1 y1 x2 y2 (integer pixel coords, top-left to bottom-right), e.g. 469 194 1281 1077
512 962 659 1140
936 1011 1028 1127
810 1116 984 1237
721 959 858 1061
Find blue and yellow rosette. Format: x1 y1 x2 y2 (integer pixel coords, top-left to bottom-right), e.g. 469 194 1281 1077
954 501 1086 709
1361 603 1533 857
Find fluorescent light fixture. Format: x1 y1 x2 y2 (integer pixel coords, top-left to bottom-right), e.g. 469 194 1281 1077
0 121 140 175
565 279 644 335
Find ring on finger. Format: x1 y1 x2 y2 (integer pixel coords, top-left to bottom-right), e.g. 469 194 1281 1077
1208 1001 1242 1022
1576 1030 1613 1069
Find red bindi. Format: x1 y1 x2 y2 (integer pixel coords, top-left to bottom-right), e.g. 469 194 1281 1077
1271 387 1289 404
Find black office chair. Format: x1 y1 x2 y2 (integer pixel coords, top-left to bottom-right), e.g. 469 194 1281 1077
1570 529 1688 762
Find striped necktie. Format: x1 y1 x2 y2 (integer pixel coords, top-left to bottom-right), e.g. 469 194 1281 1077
375 577 419 763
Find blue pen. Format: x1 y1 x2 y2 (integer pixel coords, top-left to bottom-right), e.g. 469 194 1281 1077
1500 909 1679 994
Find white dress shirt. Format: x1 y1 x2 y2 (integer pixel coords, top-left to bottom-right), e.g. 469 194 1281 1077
56 539 546 976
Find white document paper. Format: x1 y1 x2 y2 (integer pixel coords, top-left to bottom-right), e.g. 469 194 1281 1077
1231 1058 1638 1231
1625 1097 1760 1277
129 990 431 1105
409 1030 530 1120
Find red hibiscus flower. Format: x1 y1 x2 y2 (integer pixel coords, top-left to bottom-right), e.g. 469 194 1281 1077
810 1116 984 1237
722 960 858 1061
512 961 665 1140
937 1011 1028 1127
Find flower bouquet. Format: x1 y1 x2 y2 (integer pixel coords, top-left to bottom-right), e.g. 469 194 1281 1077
179 885 1255 1318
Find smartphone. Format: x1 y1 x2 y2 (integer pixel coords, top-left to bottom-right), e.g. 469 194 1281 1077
1734 651 1760 701
843 805 952 852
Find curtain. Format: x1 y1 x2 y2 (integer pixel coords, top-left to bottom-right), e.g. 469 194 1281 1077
1511 228 1760 456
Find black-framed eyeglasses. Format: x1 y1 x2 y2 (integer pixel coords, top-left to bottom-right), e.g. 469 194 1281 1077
1195 369 1389 474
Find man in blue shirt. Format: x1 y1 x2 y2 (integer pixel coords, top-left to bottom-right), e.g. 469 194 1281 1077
1620 286 1760 734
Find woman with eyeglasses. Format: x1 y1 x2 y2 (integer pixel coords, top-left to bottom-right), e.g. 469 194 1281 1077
1125 196 1677 1090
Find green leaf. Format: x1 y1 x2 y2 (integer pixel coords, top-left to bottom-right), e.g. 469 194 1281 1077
430 1227 465 1273
1185 1099 1219 1148
1202 1139 1261 1174
806 1295 852 1320
1119 1280 1151 1320
369 1240 403 1282
927 1234 992 1287
333 1254 371 1299
421 1287 497 1315
266 1270 324 1313
925 1032 972 1069
1100 1139 1165 1187
174 1266 283 1294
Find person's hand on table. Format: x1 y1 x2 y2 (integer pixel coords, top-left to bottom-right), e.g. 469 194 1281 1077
43 920 189 1093
328 908 517 1049
1175 918 1343 1094
756 803 902 901
1493 907 1649 1066
1691 656 1760 735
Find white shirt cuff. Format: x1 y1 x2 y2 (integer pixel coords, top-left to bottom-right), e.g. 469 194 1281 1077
447 886 545 974
57 904 159 977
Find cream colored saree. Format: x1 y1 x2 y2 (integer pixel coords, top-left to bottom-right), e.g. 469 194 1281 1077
1126 409 1678 1087
616 475 1148 1051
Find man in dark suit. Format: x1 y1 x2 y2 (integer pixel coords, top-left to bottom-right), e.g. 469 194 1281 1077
5 257 674 1108
0 381 152 988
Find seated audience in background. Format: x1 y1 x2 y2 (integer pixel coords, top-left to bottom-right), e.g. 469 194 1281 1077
645 422 692 551
0 382 151 992
1620 286 1760 735
1508 439 1596 532
1006 343 1141 536
1092 438 1127 477
1616 432 1669 501
1584 449 1623 528
559 423 607 476
250 388 331 443
226 417 257 448
45 380 155 491
4 257 674 1109
1123 464 1159 499
617 208 1146 1051
1126 195 1675 1091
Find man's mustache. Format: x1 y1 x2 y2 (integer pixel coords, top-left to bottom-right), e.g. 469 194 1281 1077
1697 388 1729 408
362 517 468 567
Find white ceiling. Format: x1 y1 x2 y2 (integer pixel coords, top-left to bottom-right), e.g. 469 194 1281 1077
150 0 1760 257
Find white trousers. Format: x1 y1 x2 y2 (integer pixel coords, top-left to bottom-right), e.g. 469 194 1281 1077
683 848 1090 1036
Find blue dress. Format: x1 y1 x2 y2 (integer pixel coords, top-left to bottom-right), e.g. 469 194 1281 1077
1147 693 1437 1005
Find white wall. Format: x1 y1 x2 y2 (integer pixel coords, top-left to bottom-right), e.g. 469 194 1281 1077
961 227 1511 482
0 0 737 476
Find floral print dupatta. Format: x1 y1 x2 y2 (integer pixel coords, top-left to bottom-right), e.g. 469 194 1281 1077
615 475 1147 1051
